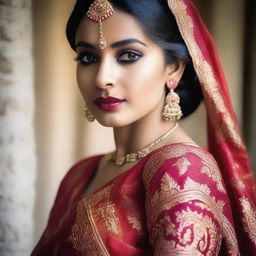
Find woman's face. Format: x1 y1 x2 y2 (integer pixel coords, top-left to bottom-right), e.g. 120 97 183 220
75 9 178 127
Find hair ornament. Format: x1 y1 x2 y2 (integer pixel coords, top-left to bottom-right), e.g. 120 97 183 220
86 0 115 49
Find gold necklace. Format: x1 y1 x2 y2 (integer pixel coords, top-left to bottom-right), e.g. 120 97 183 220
111 123 178 166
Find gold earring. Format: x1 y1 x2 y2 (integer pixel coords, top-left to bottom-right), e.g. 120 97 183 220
86 0 115 49
162 79 183 122
84 105 95 122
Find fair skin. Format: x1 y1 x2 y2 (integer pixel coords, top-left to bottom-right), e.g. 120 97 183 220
75 9 195 195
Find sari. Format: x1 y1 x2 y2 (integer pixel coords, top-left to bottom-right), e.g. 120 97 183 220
32 143 240 255
32 0 256 255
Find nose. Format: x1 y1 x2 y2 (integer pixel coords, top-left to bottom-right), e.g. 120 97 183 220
95 57 117 90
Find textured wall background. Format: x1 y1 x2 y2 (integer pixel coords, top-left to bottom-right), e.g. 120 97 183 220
0 0 36 255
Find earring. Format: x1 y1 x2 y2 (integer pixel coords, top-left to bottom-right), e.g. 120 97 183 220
84 105 95 122
162 79 183 122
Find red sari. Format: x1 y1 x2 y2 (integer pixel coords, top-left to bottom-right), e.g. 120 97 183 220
32 143 242 255
32 0 256 255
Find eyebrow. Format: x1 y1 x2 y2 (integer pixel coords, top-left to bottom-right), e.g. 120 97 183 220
75 38 148 50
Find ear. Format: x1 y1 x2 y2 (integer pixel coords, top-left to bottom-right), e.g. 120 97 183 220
165 60 186 88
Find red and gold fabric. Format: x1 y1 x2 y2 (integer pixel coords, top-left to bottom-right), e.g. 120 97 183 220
32 143 251 255
166 1 256 254
32 0 256 255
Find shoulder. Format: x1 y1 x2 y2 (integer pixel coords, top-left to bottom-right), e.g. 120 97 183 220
142 142 232 224
55 154 103 199
143 142 219 177
142 143 239 254
143 143 229 200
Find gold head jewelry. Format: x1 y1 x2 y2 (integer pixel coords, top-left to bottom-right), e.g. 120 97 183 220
86 0 115 49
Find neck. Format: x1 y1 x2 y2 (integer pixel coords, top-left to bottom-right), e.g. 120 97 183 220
112 100 176 158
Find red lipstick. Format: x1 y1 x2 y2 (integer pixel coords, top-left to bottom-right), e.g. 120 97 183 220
94 97 125 111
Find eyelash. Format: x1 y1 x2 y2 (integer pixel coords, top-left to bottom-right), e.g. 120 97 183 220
75 50 143 65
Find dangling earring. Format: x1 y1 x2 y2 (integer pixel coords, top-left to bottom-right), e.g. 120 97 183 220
162 79 183 122
84 105 95 122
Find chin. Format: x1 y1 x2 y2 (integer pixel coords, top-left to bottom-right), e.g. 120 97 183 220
96 115 134 128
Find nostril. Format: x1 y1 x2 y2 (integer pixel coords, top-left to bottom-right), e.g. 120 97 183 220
96 82 116 89
104 83 114 87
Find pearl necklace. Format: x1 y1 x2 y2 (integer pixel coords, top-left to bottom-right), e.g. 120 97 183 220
111 123 178 166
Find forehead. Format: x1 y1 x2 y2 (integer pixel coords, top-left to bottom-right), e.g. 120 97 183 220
75 9 153 46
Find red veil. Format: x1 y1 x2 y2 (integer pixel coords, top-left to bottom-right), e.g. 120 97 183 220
169 0 256 253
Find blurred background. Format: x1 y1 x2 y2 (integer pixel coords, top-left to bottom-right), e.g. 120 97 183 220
0 0 255 255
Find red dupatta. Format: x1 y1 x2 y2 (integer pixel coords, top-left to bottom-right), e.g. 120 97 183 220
168 0 256 253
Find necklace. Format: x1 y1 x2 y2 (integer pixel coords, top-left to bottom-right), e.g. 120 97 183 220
111 123 178 166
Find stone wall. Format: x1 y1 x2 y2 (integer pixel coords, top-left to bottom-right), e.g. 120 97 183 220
0 0 35 255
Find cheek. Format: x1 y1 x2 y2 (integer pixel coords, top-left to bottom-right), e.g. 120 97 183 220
76 66 92 95
126 58 165 99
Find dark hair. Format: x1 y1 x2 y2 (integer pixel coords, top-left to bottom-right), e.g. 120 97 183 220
66 0 203 118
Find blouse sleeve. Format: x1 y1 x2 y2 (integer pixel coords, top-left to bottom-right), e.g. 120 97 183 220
143 145 230 255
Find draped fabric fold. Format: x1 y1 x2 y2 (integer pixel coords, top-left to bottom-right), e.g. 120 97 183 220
166 1 256 253
32 144 249 255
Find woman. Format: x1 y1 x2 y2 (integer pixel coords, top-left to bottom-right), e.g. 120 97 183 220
32 0 256 255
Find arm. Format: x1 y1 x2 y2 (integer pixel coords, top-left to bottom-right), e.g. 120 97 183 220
143 145 226 255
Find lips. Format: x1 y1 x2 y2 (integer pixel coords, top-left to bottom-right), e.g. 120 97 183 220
94 97 125 111
95 97 125 104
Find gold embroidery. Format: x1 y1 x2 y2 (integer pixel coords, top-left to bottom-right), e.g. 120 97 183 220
143 144 214 186
32 160 94 255
127 216 143 234
184 177 211 195
70 185 120 255
231 176 246 190
149 173 181 213
87 185 112 205
69 202 107 255
173 157 191 175
167 0 244 149
151 203 221 255
33 186 82 255
123 196 145 235
143 144 224 194
162 172 181 193
240 197 256 245
175 208 219 253
146 171 239 255
94 201 120 234
87 185 120 234
147 175 222 226
201 166 225 192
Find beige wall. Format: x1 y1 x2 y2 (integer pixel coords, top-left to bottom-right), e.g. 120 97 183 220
0 1 35 255
32 0 248 244
210 0 245 123
33 0 77 243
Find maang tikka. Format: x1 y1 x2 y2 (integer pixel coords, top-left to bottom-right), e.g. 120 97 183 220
162 79 183 122
86 0 115 49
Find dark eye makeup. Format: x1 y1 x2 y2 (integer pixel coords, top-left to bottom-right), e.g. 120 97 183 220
75 52 97 65
75 49 143 66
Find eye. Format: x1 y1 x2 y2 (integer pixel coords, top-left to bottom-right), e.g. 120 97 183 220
75 52 98 65
118 50 143 63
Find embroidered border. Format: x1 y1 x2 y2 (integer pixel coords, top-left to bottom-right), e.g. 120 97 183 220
146 173 239 255
239 197 256 246
143 144 222 190
167 0 244 148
